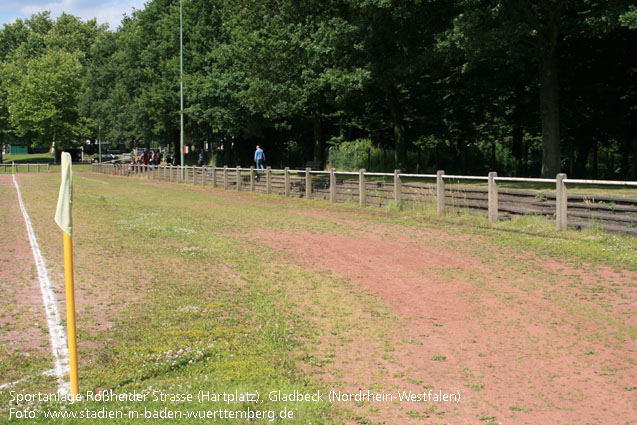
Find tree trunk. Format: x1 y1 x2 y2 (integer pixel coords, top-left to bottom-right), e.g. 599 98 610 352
385 85 407 171
311 104 323 165
593 138 598 179
223 138 231 166
511 85 524 176
523 137 528 176
539 51 561 178
573 133 592 178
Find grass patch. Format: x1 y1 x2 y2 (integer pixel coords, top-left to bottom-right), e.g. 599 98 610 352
0 173 344 424
2 170 635 424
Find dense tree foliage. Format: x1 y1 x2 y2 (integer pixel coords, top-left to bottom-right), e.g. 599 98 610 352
0 1 635 178
0 12 104 149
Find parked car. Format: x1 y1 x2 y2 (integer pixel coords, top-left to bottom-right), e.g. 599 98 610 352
92 154 117 163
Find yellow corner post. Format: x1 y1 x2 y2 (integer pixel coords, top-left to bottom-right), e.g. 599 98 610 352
54 152 79 395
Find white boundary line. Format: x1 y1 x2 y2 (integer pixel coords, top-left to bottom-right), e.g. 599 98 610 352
12 175 70 395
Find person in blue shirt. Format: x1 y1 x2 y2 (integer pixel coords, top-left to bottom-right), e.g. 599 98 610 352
254 145 265 169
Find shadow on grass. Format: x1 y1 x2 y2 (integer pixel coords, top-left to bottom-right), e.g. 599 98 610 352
3 153 55 164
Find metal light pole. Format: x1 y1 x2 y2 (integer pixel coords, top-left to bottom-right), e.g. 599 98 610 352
98 124 101 163
179 0 184 180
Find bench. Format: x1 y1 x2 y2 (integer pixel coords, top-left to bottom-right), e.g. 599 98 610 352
305 161 322 170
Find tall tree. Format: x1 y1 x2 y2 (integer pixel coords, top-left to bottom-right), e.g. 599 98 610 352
347 0 456 170
6 49 83 148
448 0 635 177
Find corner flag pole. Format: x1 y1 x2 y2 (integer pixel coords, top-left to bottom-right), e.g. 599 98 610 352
54 152 79 395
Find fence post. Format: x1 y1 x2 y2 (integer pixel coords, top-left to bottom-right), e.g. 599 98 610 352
436 170 445 217
556 173 568 231
203 167 207 186
38 164 41 173
359 169 366 207
305 168 312 200
27 164 30 173
192 166 196 184
394 169 401 205
236 166 241 191
266 167 272 194
223 166 228 189
284 167 290 197
47 163 51 172
330 168 336 203
212 166 217 188
488 171 498 224
250 166 255 191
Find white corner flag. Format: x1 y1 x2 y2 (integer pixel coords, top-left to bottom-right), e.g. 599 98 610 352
54 153 73 236
54 151 80 395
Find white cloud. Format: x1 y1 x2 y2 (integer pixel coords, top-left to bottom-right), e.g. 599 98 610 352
5 0 146 30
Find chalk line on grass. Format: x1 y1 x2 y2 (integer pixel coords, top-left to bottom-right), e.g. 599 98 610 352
12 175 70 395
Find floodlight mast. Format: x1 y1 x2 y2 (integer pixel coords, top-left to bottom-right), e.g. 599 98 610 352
180 0 184 180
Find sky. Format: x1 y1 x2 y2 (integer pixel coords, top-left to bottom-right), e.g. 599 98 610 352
0 0 147 31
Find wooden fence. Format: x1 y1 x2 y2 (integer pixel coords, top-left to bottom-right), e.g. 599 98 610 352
1 163 51 173
92 163 637 235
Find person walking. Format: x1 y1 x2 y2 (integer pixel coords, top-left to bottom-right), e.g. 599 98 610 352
254 145 265 169
254 145 265 182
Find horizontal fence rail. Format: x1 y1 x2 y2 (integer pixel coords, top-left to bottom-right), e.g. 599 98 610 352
92 164 637 236
1 163 51 173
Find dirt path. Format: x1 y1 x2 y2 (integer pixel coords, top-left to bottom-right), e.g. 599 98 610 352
248 207 636 425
